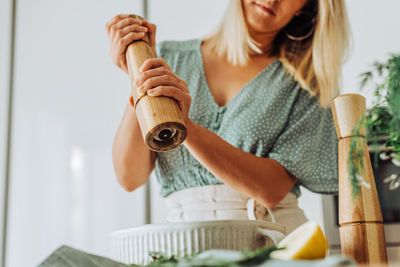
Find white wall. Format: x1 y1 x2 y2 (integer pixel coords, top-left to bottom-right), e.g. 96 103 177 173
342 0 400 107
149 0 230 42
4 1 148 266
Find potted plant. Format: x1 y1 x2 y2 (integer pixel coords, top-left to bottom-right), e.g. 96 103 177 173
349 53 400 197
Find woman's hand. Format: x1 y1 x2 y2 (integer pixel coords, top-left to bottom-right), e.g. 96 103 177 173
135 58 192 125
105 14 156 74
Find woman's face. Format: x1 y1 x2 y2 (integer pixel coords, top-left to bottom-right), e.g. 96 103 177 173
242 0 308 35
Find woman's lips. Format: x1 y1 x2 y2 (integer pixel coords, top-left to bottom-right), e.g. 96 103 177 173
254 2 276 16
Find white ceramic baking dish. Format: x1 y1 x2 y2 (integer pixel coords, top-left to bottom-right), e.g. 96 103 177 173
110 220 285 265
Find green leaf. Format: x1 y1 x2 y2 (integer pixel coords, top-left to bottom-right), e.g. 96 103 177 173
350 53 400 199
143 246 280 267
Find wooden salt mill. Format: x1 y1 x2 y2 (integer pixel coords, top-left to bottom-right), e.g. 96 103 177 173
331 94 388 265
125 16 186 151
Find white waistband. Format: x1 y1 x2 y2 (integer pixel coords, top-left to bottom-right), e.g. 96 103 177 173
165 184 298 223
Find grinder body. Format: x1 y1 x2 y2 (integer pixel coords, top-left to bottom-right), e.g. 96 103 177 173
125 25 186 152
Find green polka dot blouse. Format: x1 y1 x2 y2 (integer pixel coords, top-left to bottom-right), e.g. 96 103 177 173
153 39 338 198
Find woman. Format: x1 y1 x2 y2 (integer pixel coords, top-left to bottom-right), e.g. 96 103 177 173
110 0 349 232
39 0 350 265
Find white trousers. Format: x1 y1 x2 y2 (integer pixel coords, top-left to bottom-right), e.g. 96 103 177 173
165 184 308 234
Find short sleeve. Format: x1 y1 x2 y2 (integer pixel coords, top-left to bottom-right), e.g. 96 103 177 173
267 89 339 194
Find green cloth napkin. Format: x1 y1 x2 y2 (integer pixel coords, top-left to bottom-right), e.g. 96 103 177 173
38 246 131 267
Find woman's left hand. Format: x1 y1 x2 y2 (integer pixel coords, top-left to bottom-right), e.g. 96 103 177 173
135 58 192 125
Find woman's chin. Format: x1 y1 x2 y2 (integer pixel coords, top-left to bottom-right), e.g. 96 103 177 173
247 18 277 35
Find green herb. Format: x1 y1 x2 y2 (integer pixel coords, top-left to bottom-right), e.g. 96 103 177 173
348 53 400 198
143 245 280 266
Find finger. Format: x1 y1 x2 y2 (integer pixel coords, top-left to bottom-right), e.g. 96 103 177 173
114 24 148 42
137 75 179 94
110 17 143 39
139 58 170 73
128 14 144 22
105 14 130 29
105 14 130 34
142 20 156 34
147 86 191 111
142 20 157 49
147 86 186 100
116 31 147 55
135 67 188 93
135 67 172 86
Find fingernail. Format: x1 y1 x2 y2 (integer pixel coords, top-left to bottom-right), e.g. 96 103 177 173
147 89 155 95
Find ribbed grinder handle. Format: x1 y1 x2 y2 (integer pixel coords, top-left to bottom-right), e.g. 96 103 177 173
331 94 387 265
125 15 186 152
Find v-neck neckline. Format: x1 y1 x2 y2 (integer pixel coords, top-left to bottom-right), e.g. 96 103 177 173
196 39 279 110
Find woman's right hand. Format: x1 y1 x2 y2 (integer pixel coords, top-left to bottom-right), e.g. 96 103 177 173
105 14 156 74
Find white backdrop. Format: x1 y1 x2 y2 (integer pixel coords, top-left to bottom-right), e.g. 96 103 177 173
342 0 400 107
4 1 147 266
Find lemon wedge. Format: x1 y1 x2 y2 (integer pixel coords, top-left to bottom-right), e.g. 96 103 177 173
270 221 328 260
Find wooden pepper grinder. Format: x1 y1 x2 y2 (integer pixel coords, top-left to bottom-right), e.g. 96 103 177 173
126 15 187 151
331 94 388 265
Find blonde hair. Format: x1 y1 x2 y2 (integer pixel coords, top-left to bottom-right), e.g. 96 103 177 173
206 0 351 108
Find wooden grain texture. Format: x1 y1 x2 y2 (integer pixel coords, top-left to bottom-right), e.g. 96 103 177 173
331 94 388 265
126 40 153 105
331 93 366 138
125 16 186 151
340 223 387 265
338 137 383 224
